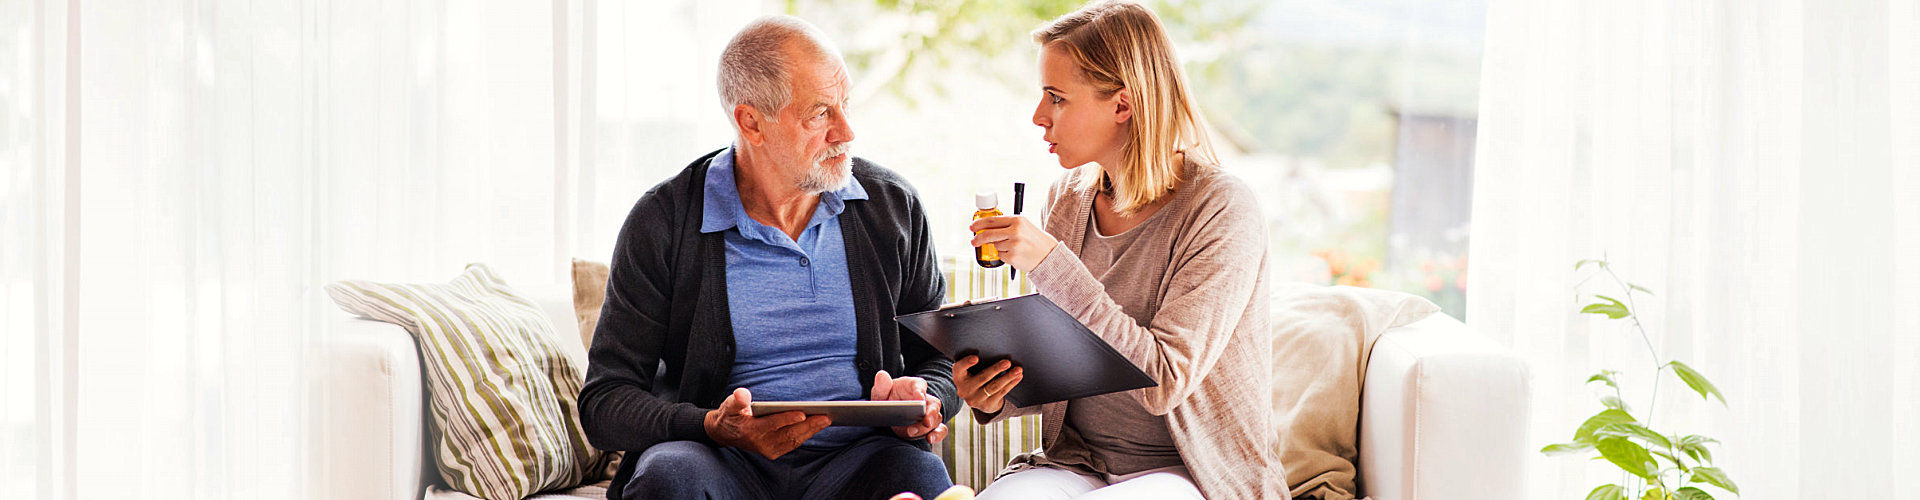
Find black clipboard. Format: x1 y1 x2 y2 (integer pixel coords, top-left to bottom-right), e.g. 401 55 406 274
895 293 1156 408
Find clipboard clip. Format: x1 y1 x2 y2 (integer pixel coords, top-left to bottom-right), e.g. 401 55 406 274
938 296 1000 311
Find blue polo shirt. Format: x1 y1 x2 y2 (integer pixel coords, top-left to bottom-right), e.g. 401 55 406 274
701 148 874 448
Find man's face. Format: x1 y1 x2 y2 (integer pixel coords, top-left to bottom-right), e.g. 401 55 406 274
760 51 856 194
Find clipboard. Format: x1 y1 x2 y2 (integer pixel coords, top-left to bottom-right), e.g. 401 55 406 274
895 293 1156 408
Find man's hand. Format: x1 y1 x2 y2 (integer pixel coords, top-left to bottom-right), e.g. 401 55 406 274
703 388 831 460
870 371 948 444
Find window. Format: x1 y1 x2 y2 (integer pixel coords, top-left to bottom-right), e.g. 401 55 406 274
579 0 1484 317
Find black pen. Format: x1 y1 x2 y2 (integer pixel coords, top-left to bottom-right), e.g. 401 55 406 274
1011 182 1025 282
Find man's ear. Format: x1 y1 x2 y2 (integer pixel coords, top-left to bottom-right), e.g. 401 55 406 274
1112 88 1133 125
734 105 766 145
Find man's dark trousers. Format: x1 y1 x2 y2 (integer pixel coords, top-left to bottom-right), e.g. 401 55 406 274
622 434 952 500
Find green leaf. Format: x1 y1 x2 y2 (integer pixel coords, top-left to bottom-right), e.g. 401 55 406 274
1600 395 1630 411
1583 295 1631 319
1679 435 1719 464
1589 371 1621 389
1652 450 1692 473
1596 436 1661 480
1682 443 1715 465
1678 435 1720 446
1642 489 1667 500
1629 282 1656 296
1667 361 1728 405
1575 409 1638 443
1674 487 1715 500
1586 484 1628 500
1576 259 1607 271
1542 442 1595 456
1691 467 1740 495
1594 422 1673 449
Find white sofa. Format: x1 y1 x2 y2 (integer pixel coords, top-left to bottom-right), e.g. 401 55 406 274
319 286 1529 500
1357 312 1530 499
319 285 604 500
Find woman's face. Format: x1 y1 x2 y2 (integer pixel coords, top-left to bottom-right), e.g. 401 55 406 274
1032 44 1130 170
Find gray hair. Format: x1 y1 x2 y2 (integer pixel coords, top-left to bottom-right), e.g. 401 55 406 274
717 16 840 126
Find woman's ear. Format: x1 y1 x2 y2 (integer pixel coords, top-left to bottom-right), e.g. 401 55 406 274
735 105 766 145
1111 88 1133 125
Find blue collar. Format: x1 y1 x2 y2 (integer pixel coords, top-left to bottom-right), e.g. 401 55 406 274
700 146 869 235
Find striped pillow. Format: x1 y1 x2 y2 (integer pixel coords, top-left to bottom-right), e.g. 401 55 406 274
327 264 612 500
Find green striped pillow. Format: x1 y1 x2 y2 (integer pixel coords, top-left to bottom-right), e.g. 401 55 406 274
327 264 612 500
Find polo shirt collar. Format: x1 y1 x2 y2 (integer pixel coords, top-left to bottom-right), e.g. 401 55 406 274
701 146 869 235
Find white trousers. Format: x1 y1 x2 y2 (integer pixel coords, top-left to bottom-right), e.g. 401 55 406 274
974 464 1206 500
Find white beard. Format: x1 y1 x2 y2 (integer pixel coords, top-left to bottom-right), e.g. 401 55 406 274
797 143 853 194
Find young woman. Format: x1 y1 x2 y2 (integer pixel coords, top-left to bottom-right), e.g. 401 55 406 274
961 1 1285 498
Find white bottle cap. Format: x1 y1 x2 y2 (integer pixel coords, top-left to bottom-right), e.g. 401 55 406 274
975 191 998 210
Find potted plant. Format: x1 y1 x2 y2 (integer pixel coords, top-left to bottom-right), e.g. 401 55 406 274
1540 259 1740 500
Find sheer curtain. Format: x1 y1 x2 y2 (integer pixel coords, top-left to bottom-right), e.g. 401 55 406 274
1471 0 1918 498
557 0 755 264
2 1 563 498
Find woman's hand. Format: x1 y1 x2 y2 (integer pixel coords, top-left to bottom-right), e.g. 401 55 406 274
952 355 1024 414
969 215 1057 271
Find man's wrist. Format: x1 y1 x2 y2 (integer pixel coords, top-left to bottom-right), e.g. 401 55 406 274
702 409 721 440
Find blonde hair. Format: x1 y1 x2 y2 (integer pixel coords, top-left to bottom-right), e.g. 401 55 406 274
1034 0 1217 215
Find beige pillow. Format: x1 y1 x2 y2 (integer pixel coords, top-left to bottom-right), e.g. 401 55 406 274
327 264 613 500
569 258 622 477
571 258 610 353
1269 283 1439 500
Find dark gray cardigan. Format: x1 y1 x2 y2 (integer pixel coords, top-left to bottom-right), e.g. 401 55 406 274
577 149 957 498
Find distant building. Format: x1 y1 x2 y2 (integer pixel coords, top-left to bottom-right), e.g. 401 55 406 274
1388 109 1476 316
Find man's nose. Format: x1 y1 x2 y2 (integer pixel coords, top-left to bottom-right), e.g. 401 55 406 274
829 109 855 144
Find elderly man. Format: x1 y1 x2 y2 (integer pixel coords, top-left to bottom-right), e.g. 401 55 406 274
577 15 958 500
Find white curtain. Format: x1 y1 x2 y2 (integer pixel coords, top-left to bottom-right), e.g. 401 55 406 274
2 1 564 498
1471 0 1919 498
558 0 756 264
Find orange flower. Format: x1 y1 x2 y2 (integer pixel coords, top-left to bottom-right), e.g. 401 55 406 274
1354 258 1380 277
1326 251 1349 276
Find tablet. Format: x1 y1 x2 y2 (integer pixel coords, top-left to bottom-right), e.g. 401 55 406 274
896 293 1156 408
748 400 927 427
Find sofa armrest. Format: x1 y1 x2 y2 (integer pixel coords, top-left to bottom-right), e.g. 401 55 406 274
321 314 428 500
1358 313 1530 500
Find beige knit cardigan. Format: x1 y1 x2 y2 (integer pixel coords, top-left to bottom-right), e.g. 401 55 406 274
979 162 1287 499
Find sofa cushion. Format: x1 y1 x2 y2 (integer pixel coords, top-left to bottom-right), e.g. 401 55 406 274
426 481 611 500
1269 283 1438 500
570 259 609 353
327 264 614 500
